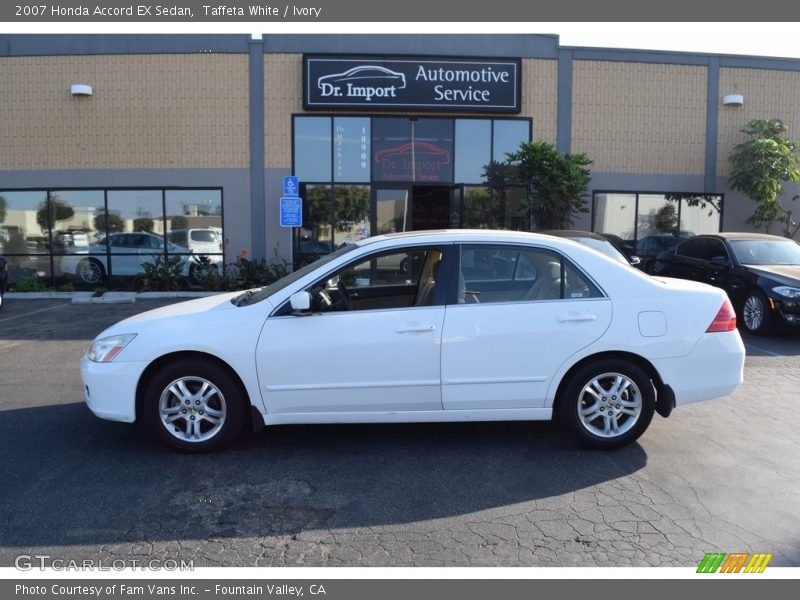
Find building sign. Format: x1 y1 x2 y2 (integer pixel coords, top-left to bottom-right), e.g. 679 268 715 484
304 56 521 113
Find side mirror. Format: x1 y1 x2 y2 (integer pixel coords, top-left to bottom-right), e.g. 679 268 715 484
289 291 312 315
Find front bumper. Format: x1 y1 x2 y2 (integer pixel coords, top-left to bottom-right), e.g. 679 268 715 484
771 297 800 327
651 330 745 407
80 356 149 423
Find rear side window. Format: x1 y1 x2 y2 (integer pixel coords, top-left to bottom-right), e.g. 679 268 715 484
456 244 603 304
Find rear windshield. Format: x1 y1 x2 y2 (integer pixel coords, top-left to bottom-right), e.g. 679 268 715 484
191 230 219 243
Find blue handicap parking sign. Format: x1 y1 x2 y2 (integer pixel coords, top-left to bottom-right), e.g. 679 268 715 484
284 176 299 197
280 197 303 228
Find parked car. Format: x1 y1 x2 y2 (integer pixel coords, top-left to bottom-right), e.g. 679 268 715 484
82 230 744 452
636 233 693 273
653 232 800 335
167 228 224 280
60 232 190 284
597 233 640 265
541 230 639 266
0 255 7 311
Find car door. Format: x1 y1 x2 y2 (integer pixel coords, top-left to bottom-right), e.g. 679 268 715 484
440 243 612 410
256 246 449 416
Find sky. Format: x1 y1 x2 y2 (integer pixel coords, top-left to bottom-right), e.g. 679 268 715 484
10 22 800 60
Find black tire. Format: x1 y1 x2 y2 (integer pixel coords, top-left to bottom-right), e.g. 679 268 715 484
77 258 105 284
143 358 246 452
740 290 773 336
558 359 655 450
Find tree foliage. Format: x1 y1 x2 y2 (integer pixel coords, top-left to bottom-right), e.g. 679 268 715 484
728 118 800 238
36 198 75 233
493 141 592 230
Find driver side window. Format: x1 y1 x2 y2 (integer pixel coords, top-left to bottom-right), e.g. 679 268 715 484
308 248 444 312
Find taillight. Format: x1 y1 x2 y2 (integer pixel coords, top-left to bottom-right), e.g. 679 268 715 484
706 298 737 332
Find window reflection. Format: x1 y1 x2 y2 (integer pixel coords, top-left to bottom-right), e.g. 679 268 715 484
1 188 223 289
294 117 332 182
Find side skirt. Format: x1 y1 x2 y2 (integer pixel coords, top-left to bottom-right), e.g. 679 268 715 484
262 408 553 426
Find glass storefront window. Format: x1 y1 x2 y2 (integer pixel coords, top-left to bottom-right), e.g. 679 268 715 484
455 120 491 184
333 117 371 183
372 118 454 183
1 188 223 289
372 118 413 182
375 188 410 235
48 191 105 254
165 190 224 282
493 120 529 162
297 184 334 257
462 186 527 230
678 194 723 236
334 185 370 246
294 117 332 182
593 193 637 242
0 191 48 256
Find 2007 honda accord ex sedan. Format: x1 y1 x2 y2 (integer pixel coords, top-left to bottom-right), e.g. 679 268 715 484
81 230 745 452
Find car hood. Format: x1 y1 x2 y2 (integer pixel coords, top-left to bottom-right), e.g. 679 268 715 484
102 291 258 333
744 264 800 286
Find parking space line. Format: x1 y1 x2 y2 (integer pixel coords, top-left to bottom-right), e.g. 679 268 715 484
0 302 69 324
744 343 783 357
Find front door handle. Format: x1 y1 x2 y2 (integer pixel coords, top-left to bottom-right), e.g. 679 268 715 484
557 314 597 323
395 324 437 333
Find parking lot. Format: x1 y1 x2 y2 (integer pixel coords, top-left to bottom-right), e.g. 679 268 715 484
1 297 799 567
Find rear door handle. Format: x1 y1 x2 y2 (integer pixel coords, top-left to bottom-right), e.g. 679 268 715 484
395 324 437 333
557 314 597 323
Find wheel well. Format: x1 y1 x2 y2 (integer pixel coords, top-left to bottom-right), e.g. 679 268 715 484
553 351 667 415
135 351 253 427
78 256 105 273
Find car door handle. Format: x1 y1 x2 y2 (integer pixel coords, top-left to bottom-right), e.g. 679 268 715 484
395 324 437 333
556 314 597 323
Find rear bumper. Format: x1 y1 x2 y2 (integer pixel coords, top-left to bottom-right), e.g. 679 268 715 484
651 330 744 407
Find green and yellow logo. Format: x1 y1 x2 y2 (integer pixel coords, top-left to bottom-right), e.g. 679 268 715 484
697 552 773 573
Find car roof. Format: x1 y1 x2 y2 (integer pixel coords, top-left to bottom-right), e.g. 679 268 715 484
539 230 607 241
359 229 567 246
698 232 794 242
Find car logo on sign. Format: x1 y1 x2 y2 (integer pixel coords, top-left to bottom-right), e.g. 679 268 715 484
318 66 407 102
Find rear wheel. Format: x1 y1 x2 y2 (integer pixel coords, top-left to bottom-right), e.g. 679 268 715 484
144 359 246 452
77 258 105 284
741 290 773 336
558 359 655 449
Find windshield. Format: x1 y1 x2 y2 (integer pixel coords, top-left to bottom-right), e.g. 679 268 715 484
239 244 360 306
571 237 629 265
730 239 800 265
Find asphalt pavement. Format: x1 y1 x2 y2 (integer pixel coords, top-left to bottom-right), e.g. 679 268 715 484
0 298 798 567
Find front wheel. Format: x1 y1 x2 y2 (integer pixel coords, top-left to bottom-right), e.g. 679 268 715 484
740 290 773 336
558 359 655 450
77 258 105 284
144 359 246 452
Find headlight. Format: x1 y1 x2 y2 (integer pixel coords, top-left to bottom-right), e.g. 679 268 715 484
773 286 800 299
87 334 137 363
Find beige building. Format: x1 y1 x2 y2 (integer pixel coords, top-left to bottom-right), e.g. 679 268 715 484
1 34 799 287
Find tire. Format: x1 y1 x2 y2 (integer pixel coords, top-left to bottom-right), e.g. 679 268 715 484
558 359 655 450
144 358 246 452
77 258 105 284
740 290 773 336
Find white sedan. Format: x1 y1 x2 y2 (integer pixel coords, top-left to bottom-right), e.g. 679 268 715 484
81 230 745 452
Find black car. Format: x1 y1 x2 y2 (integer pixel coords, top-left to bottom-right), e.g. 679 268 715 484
653 233 800 335
541 230 640 266
0 255 7 311
636 233 693 274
